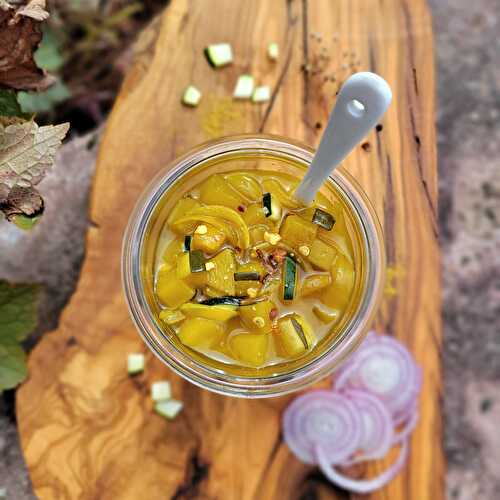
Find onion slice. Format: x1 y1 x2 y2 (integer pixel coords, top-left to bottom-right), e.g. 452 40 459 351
334 335 421 419
283 390 362 465
315 439 409 494
343 389 394 462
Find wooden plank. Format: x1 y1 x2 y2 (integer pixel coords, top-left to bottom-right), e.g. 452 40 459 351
16 1 443 499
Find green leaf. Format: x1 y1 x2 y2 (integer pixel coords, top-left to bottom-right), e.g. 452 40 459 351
0 90 31 119
0 280 40 391
11 213 42 230
17 81 71 114
34 28 64 72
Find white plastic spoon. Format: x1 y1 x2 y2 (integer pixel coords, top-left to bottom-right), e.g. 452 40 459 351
294 72 392 205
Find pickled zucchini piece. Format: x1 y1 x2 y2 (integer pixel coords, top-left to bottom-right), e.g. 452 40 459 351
176 252 208 288
180 303 238 321
191 224 226 253
279 214 318 249
262 193 282 222
235 261 265 296
155 399 183 420
312 305 339 324
230 333 268 367
178 317 225 349
199 174 243 210
300 273 331 297
249 225 268 245
240 300 276 332
159 308 186 325
156 268 195 308
178 205 250 249
200 296 242 306
168 198 201 233
206 248 236 295
312 208 336 230
321 254 355 310
151 381 171 402
162 238 184 264
318 228 354 263
235 272 261 281
243 204 268 226
308 239 338 271
281 256 298 301
262 178 302 209
226 172 262 201
278 314 314 356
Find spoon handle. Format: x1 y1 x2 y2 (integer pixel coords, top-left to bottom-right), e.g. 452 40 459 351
294 72 392 205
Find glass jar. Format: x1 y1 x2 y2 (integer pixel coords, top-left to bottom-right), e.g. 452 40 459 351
122 135 385 398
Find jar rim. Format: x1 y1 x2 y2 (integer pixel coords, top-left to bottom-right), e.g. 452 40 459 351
122 134 385 398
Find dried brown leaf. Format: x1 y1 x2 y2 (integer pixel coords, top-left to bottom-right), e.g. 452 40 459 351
0 7 49 91
0 121 69 220
16 0 49 21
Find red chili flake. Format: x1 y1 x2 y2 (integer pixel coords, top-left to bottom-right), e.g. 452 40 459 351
269 308 279 321
234 246 242 253
271 248 287 264
237 205 246 212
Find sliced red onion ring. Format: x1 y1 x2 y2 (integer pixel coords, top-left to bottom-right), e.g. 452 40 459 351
283 390 362 465
344 389 394 462
393 410 419 444
334 335 420 419
315 439 409 494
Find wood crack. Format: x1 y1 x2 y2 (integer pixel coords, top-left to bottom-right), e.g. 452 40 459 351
259 0 297 132
172 449 210 500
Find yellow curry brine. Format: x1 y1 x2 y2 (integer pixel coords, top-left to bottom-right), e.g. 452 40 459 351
153 170 357 369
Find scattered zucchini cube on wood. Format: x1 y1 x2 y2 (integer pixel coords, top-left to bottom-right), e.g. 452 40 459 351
178 317 225 349
127 353 145 375
252 85 271 103
156 267 195 308
154 399 184 420
321 254 355 310
151 381 171 402
206 248 237 295
233 74 254 99
199 174 243 210
240 300 276 332
204 43 233 67
267 42 279 61
279 214 318 249
230 332 269 367
182 85 202 107
308 239 338 271
278 314 314 356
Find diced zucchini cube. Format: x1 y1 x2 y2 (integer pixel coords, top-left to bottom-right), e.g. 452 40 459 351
267 42 279 61
252 85 271 103
168 198 201 233
155 399 184 420
206 248 236 295
127 353 145 375
278 315 314 356
151 381 172 402
308 239 338 271
176 252 208 288
233 74 254 99
230 333 269 367
178 317 225 349
156 268 195 308
192 224 226 253
279 214 318 249
239 300 275 332
182 85 202 107
199 174 243 210
321 254 355 310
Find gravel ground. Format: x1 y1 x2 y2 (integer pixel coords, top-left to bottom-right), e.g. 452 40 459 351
1 1 499 498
